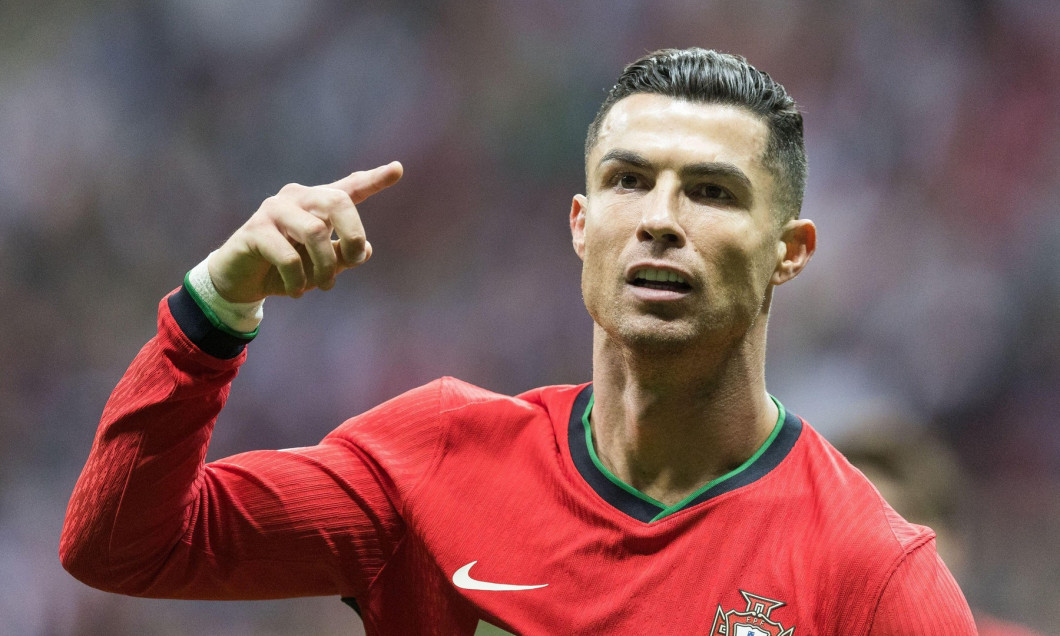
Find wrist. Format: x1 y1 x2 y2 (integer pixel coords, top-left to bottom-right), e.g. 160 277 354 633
185 253 264 336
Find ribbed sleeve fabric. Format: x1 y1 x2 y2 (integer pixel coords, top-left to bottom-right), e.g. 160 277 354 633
868 539 977 634
59 291 448 601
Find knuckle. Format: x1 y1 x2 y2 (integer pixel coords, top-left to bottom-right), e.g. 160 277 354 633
278 251 302 268
259 196 283 217
316 188 348 209
279 182 305 196
305 219 331 240
244 216 276 238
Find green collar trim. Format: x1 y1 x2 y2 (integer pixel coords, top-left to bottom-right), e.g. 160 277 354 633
581 394 787 522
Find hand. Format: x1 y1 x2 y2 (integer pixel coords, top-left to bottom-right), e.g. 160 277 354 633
208 162 403 302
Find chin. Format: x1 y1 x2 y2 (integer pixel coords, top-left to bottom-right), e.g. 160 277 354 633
610 320 702 354
602 308 756 357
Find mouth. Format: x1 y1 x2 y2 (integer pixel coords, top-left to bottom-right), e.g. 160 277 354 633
629 267 692 293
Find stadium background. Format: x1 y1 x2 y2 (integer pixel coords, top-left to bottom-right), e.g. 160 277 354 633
1 0 1057 633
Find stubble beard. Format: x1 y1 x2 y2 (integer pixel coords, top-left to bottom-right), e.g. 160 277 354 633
586 283 764 369
590 294 743 359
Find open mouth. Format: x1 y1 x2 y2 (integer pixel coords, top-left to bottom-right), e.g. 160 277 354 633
630 268 692 293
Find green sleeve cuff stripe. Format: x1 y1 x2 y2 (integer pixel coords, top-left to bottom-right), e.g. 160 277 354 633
183 271 259 339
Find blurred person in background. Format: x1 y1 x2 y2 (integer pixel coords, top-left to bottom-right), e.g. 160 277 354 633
838 418 1048 636
59 48 975 634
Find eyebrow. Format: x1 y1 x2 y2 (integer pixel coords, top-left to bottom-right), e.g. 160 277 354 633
598 149 754 194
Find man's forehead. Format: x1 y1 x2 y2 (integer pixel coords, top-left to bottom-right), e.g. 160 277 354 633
591 94 769 174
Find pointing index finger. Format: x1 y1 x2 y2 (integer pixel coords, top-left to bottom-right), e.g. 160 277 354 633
327 161 404 204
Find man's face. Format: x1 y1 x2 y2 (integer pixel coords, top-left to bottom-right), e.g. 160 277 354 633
571 94 794 353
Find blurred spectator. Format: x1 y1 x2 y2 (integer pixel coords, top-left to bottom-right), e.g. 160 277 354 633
838 417 1049 636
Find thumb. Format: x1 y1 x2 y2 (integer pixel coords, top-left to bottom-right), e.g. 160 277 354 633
328 161 404 204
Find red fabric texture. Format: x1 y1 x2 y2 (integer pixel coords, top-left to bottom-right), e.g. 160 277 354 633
61 294 975 635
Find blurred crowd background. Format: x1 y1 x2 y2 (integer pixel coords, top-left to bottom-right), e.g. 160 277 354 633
1 0 1057 634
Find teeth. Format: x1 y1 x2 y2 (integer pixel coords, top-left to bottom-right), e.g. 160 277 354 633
634 268 687 284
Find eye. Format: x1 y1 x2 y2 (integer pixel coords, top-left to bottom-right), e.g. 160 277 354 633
690 183 734 202
617 173 642 189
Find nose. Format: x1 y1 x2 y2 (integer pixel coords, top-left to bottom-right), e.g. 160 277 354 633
636 189 686 247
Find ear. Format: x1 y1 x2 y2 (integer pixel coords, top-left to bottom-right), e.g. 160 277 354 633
770 218 816 285
570 194 588 261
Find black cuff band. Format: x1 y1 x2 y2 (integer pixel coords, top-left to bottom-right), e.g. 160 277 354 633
168 286 254 359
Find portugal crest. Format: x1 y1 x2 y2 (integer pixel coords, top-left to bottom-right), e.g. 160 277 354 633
709 589 795 636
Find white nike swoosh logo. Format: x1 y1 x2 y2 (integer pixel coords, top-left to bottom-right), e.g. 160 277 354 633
452 561 548 591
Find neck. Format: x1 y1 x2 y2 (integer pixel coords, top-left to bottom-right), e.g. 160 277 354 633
588 314 778 507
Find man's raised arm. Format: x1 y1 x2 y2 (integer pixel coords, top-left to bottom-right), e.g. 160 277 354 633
59 163 420 600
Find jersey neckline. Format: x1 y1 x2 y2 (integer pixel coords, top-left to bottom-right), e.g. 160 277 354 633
567 384 803 523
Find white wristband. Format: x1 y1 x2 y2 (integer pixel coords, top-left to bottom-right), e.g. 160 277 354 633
187 252 265 333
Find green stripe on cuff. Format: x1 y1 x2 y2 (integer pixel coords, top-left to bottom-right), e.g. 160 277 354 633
183 270 259 339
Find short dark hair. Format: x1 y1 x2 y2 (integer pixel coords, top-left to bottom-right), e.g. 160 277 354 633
586 48 807 221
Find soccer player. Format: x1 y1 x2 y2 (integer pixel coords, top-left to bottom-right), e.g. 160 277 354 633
61 49 976 634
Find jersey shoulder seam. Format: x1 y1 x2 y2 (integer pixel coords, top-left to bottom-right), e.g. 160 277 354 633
862 533 938 635
411 377 458 497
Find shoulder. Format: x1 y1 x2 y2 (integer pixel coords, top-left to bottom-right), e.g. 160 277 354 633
321 378 584 500
772 419 973 630
867 535 975 633
317 378 519 502
325 378 584 444
436 378 585 410
781 419 936 568
389 377 589 425
437 379 586 443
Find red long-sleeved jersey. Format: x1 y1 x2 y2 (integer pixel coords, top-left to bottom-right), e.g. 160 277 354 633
61 288 976 635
